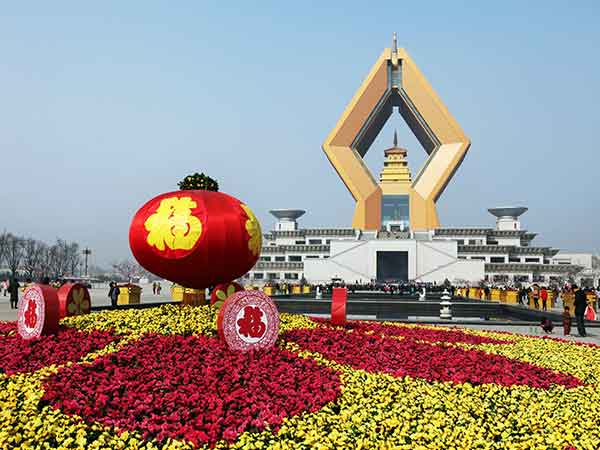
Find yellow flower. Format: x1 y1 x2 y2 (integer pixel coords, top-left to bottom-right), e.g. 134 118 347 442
144 196 202 252
241 203 261 256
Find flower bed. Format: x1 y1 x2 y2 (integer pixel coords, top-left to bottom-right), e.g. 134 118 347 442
0 305 599 449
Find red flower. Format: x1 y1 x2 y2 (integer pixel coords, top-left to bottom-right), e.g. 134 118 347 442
43 334 341 448
0 328 118 376
285 327 582 389
0 321 16 336
344 321 514 345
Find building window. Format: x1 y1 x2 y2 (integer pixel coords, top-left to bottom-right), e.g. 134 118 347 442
468 239 477 245
532 274 545 282
525 257 540 263
308 239 322 245
259 256 271 262
458 256 466 260
275 256 285 262
324 255 329 259
457 239 464 245
325 239 331 244
305 255 319 259
267 273 279 280
253 273 264 280
295 240 306 245
514 275 529 283
508 257 520 263
490 256 505 263
288 255 302 262
471 256 485 261
284 273 299 280
381 195 410 230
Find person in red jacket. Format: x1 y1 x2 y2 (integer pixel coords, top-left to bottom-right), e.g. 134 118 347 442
540 287 549 311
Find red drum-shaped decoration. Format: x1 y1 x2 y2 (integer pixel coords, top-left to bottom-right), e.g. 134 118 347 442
217 290 279 352
210 282 244 306
57 283 91 320
17 284 60 339
331 287 347 325
129 190 261 289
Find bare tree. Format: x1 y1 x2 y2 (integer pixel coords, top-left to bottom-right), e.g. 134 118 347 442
22 238 47 280
38 244 53 279
5 234 24 278
111 259 142 283
65 242 81 276
46 240 69 279
0 232 8 269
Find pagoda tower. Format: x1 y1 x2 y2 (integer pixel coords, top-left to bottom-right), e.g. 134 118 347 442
379 131 412 194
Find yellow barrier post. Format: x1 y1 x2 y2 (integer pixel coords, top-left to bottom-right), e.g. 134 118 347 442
117 284 142 305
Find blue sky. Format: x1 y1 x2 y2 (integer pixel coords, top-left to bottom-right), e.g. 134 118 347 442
1 1 599 267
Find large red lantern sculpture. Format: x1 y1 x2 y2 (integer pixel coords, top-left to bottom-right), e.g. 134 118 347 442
129 190 261 289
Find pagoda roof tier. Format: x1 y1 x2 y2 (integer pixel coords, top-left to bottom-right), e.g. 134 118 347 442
435 228 537 239
261 245 330 254
254 261 304 270
489 230 529 237
266 229 356 238
458 245 559 257
484 263 583 274
435 228 490 236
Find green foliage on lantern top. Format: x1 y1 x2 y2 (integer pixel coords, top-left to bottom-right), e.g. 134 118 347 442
178 173 219 192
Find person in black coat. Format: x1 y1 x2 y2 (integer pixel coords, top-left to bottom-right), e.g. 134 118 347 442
573 285 588 337
8 277 20 309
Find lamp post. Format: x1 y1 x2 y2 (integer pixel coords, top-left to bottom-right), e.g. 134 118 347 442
82 248 92 278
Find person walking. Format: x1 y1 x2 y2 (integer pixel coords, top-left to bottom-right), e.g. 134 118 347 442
562 306 572 336
540 287 548 311
110 283 120 307
1 280 7 296
532 284 540 309
8 277 20 309
574 285 587 337
518 287 525 305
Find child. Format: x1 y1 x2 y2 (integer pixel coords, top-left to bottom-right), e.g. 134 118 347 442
540 317 554 334
562 306 572 336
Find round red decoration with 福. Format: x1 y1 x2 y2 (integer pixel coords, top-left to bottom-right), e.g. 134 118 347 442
210 281 244 308
129 190 261 289
17 284 60 339
57 283 91 320
217 290 279 351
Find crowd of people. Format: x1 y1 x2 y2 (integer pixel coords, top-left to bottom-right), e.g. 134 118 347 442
538 287 590 337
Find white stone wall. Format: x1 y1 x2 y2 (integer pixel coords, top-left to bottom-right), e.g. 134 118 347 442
552 252 593 269
303 239 484 284
494 237 521 246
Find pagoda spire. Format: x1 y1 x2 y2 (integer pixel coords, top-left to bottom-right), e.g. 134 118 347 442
393 129 398 147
